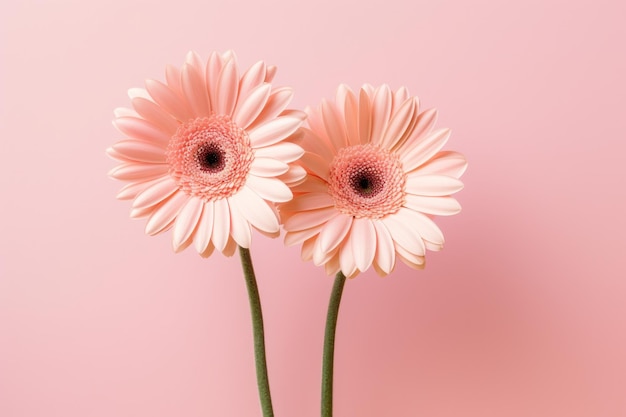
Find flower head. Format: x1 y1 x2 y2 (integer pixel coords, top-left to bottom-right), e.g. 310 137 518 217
108 51 306 256
279 84 467 277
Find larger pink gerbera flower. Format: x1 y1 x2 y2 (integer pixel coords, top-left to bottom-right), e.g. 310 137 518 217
280 84 467 277
108 51 306 256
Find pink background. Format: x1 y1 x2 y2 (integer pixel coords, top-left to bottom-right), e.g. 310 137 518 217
1 0 625 416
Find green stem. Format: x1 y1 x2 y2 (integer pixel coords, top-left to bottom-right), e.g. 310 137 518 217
321 272 347 417
238 246 274 417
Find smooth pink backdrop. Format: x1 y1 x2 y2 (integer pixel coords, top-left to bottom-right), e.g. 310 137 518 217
1 0 625 416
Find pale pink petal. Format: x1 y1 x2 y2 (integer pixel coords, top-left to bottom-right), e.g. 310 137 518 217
113 107 138 118
351 218 376 272
380 97 417 149
317 214 353 254
194 201 214 254
392 86 411 113
181 63 210 117
342 87 360 146
405 174 464 196
172 197 204 251
115 177 163 200
412 151 468 178
128 88 151 100
404 195 462 216
249 157 289 177
114 117 171 145
108 163 168 181
301 236 316 261
185 51 205 72
395 243 426 269
145 191 189 236
291 128 335 163
322 99 348 150
372 220 396 275
369 84 392 145
238 61 267 103
248 116 302 147
396 108 438 153
358 87 372 145
132 176 179 210
400 128 451 172
211 198 230 251
165 65 182 95
324 251 341 276
131 97 179 134
284 207 338 231
284 225 324 247
228 199 252 248
405 209 445 246
206 51 224 111
339 231 358 278
145 79 192 122
280 192 335 213
278 165 307 185
247 87 295 129
216 58 239 116
246 175 293 203
265 65 277 82
299 152 330 181
290 175 329 194
233 83 272 129
229 186 280 233
382 212 426 256
254 142 304 163
111 140 166 163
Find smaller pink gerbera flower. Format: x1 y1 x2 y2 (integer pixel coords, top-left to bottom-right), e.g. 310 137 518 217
279 84 467 278
108 51 306 256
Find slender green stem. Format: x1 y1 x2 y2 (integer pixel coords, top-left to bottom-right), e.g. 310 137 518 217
238 246 274 417
321 272 347 417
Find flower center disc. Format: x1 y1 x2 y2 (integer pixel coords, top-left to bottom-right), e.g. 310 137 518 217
166 115 254 201
328 144 406 219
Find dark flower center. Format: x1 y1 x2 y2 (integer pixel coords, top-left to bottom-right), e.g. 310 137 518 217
196 143 225 173
350 169 382 198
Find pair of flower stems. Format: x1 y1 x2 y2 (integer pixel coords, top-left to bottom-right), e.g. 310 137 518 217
239 246 345 417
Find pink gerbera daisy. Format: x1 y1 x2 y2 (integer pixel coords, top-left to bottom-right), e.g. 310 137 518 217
279 84 467 277
108 51 306 256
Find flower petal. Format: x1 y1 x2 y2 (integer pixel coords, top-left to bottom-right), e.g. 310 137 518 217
172 197 204 251
369 84 392 145
181 63 210 117
132 176 179 210
249 157 290 177
111 140 166 163
228 199 252 248
216 58 239 116
246 175 293 203
233 83 272 129
114 117 171 145
254 142 304 164
131 97 180 134
317 213 352 254
229 186 280 233
280 192 335 213
194 201 214 254
145 79 192 122
381 212 426 256
211 198 230 251
400 128 451 172
372 220 396 275
404 195 462 216
405 174 464 196
247 87 295 129
351 218 376 272
238 61 267 103
108 163 168 181
380 97 416 149
412 151 468 178
284 207 338 231
145 191 189 236
248 116 302 147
